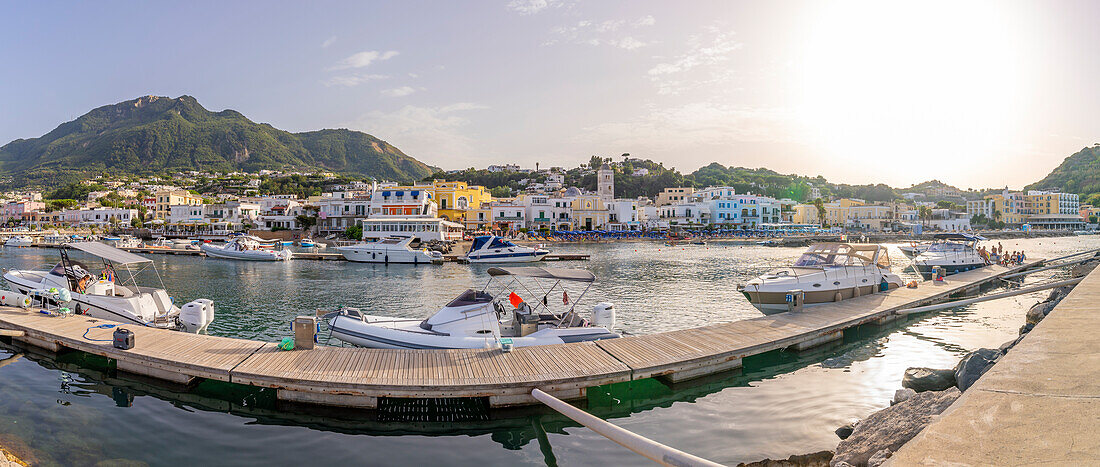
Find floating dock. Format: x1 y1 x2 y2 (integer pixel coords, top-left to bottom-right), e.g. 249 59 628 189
0 260 1041 409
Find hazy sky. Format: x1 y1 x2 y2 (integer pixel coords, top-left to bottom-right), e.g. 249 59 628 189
2 0 1098 189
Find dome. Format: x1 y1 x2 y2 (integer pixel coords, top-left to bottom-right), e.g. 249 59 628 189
563 187 583 197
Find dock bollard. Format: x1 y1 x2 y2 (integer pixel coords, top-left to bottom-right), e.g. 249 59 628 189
785 289 804 313
292 316 317 350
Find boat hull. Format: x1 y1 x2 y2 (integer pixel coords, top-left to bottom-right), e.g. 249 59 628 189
4 272 176 328
742 283 899 315
465 250 549 263
329 314 617 349
200 244 291 261
912 262 985 279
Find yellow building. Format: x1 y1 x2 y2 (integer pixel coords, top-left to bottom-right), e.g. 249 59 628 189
569 194 608 230
154 189 203 220
426 180 492 230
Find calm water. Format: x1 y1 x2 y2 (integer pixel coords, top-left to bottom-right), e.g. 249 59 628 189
0 237 1094 465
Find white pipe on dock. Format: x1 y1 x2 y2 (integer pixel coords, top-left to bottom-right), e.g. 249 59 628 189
531 388 724 467
1000 256 1097 280
893 277 1084 316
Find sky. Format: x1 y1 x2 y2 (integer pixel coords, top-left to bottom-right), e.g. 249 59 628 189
1 0 1099 189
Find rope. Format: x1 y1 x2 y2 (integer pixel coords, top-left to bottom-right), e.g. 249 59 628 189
83 324 119 341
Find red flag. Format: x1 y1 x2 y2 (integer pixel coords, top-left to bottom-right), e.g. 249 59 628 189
563 290 569 305
508 292 524 308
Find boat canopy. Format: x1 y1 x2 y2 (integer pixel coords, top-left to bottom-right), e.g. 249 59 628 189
932 233 986 241
487 266 596 283
62 241 152 265
793 243 890 268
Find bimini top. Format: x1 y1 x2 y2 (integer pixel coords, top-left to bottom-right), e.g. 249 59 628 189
62 242 152 265
932 233 986 241
487 266 596 283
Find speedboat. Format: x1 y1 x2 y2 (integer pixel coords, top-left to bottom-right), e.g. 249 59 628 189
738 243 903 314
201 238 292 261
911 233 987 279
336 235 443 264
325 266 619 349
3 242 215 332
898 241 931 258
108 235 142 249
298 238 318 248
463 235 549 263
5 235 33 247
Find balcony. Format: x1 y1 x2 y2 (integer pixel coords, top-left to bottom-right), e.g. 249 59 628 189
533 217 552 222
495 216 524 221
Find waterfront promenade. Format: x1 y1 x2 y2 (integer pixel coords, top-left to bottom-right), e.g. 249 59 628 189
890 261 1100 464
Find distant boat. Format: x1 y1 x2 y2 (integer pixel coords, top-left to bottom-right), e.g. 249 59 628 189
5 235 33 247
336 236 443 264
201 238 291 261
463 235 549 263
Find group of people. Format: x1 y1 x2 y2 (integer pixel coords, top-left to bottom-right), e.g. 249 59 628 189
979 242 1025 266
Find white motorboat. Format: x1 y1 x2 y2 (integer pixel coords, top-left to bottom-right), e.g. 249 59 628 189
911 233 987 279
898 242 931 258
463 235 549 263
298 238 325 249
325 266 619 349
5 235 33 247
738 243 903 314
3 242 215 332
336 236 443 264
106 235 142 248
201 238 291 261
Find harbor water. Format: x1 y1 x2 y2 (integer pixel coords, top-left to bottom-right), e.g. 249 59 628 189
0 236 1095 465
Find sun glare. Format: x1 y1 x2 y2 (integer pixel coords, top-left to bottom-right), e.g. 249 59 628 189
792 1 1037 187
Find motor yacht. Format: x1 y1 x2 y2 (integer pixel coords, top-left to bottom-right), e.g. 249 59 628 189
911 233 987 279
5 235 33 247
325 266 618 349
898 241 931 258
738 243 903 314
3 242 215 332
463 235 549 263
201 238 292 261
336 236 443 264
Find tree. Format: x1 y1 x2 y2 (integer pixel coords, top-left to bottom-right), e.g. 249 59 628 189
344 224 363 240
130 217 142 228
490 186 512 198
992 209 1002 223
1090 215 1098 224
813 198 827 227
296 214 317 231
919 206 933 226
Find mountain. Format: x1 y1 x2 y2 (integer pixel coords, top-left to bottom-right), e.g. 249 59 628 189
1027 145 1100 198
0 95 436 186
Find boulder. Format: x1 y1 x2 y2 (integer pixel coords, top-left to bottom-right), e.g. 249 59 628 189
1019 322 1035 335
737 450 834 467
955 348 1001 391
999 335 1025 354
835 421 858 440
891 388 916 406
902 367 956 392
831 388 961 466
867 449 891 467
1026 301 1055 325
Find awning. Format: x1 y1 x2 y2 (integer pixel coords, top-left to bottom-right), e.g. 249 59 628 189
62 242 152 265
487 266 595 282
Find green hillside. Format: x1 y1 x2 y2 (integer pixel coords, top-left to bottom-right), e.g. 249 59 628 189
0 95 435 187
1027 145 1100 201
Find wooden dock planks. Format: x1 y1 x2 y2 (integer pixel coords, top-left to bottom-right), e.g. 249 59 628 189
0 259 1041 407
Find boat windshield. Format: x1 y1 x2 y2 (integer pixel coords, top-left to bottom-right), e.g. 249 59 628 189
792 244 876 268
445 289 494 307
927 242 971 252
48 261 91 278
487 238 516 249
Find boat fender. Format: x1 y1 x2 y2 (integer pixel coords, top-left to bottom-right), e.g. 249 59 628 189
834 291 843 302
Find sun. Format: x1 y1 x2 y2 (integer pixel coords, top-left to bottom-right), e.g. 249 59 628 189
790 0 1040 187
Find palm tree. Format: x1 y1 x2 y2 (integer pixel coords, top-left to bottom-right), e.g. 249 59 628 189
919 206 933 227
813 198 826 227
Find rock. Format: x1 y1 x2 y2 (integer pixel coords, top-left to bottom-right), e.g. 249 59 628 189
1026 301 1055 325
867 449 892 467
891 388 916 405
1069 261 1098 278
999 335 1025 354
955 348 1001 392
831 388 961 466
835 421 857 440
902 367 956 392
1019 322 1035 335
737 450 834 467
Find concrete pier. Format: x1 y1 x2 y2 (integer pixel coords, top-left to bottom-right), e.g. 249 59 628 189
890 265 1100 465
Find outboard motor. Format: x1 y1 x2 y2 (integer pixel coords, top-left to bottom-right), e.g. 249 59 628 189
592 302 616 329
180 299 215 333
